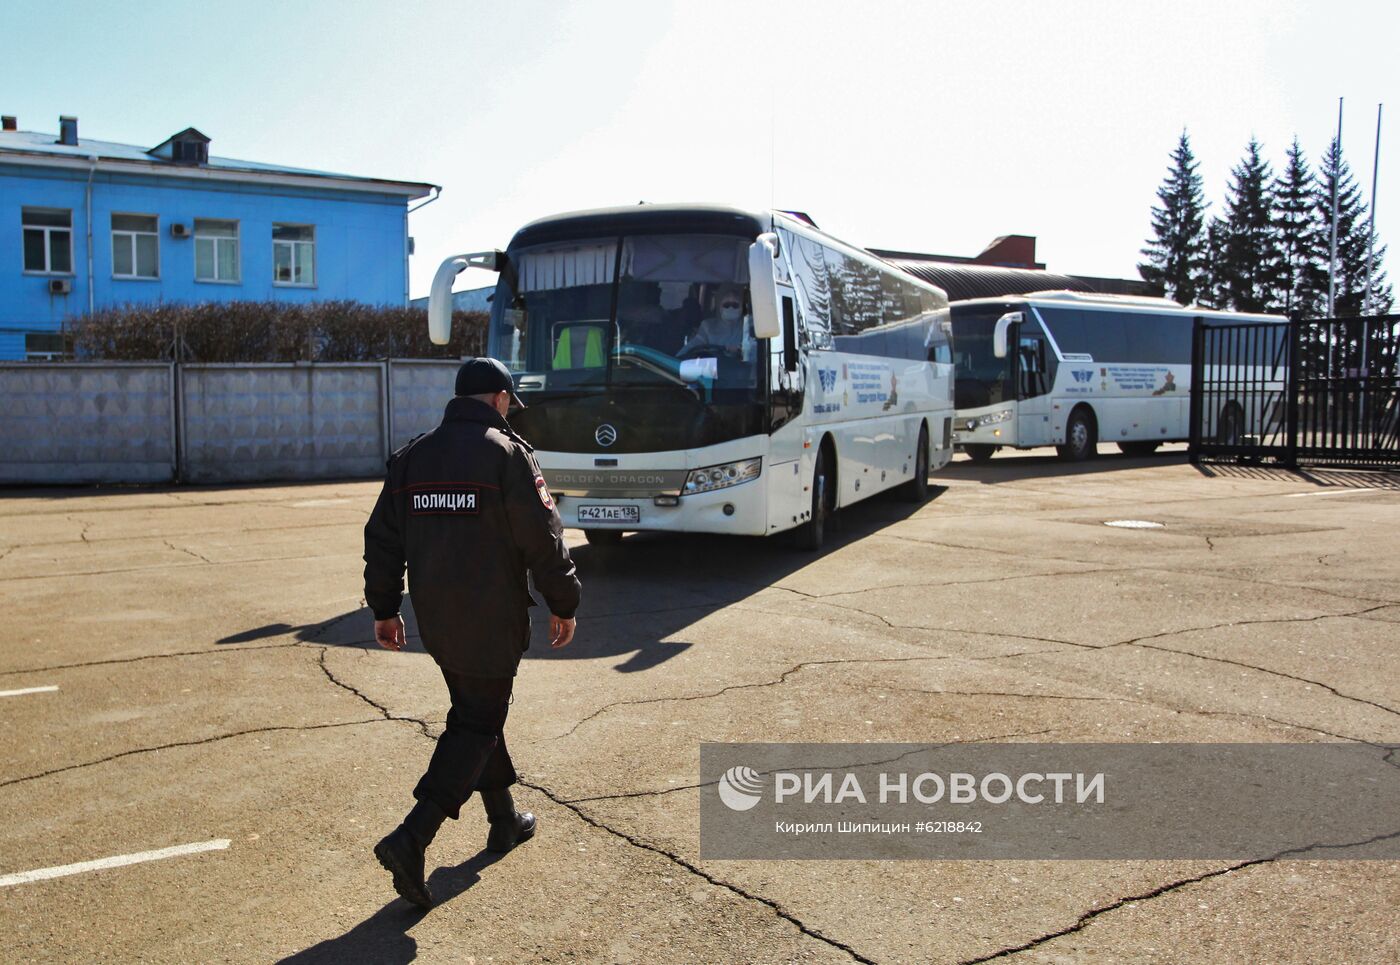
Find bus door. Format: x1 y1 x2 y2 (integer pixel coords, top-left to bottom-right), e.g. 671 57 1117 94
1015 320 1057 447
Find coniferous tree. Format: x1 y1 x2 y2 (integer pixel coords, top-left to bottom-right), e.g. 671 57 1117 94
1139 131 1208 304
1200 218 1231 309
1315 136 1392 317
1220 139 1282 313
1272 138 1329 320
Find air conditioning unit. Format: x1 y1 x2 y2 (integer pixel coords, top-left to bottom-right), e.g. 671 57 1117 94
48 278 72 295
170 222 190 238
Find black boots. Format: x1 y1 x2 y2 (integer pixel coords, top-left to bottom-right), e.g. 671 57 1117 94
374 799 446 909
481 787 537 853
376 792 534 908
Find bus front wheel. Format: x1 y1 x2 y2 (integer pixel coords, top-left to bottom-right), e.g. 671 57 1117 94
1057 408 1098 461
964 444 998 464
794 447 833 551
899 425 930 502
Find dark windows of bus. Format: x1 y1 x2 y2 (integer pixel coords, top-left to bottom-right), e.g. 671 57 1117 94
950 304 1018 409
486 234 761 394
1036 307 1193 365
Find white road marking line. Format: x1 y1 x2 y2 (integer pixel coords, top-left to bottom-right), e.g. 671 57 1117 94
1284 488 1378 498
0 685 59 698
0 839 231 888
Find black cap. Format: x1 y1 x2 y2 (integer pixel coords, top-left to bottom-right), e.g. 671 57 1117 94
455 357 525 409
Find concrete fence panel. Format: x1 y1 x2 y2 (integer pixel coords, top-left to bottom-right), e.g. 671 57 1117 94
179 363 387 483
0 363 176 484
387 359 459 451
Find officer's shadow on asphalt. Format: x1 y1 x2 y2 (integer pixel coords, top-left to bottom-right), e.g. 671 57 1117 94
218 488 945 673
277 848 507 963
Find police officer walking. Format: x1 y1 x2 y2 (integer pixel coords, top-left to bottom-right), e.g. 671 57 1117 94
362 357 581 909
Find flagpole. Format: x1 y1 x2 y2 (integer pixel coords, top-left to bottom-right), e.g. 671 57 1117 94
1362 104 1383 315
1328 97 1343 318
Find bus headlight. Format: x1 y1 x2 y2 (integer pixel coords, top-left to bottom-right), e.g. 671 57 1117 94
970 409 1013 428
682 458 762 495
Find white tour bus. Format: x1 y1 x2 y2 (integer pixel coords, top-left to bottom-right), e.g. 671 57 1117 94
950 291 1286 462
428 204 955 548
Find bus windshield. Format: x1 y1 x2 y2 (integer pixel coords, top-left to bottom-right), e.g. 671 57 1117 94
951 304 1017 409
488 233 762 403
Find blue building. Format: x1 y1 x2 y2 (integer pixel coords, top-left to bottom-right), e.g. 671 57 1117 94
0 115 436 359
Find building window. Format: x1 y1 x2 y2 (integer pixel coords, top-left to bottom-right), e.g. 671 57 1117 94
194 219 240 282
22 208 73 274
25 332 74 360
273 224 315 286
112 213 159 279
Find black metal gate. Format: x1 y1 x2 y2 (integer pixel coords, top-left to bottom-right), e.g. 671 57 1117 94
1190 315 1400 470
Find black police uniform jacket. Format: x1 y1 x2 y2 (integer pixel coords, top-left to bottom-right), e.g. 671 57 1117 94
362 396 581 678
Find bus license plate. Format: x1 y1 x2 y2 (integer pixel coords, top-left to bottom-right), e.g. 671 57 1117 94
578 505 640 524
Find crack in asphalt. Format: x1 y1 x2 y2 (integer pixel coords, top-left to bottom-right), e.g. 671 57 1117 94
958 829 1400 963
1134 566 1396 608
771 596 1090 650
883 532 1102 568
517 777 878 964
13 518 360 552
311 648 879 961
0 607 365 678
773 567 1114 601
1130 640 1399 718
564 728 1057 805
548 649 1067 745
162 538 215 565
315 646 434 739
0 718 386 790
0 641 296 678
300 609 366 643
582 600 727 622
786 597 1399 719
1108 603 1393 652
880 531 1397 608
882 686 1387 746
1103 604 1399 718
0 551 351 584
3 490 370 517
547 655 962 742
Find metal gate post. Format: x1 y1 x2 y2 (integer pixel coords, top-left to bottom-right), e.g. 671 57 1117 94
1188 317 1203 462
1284 320 1300 467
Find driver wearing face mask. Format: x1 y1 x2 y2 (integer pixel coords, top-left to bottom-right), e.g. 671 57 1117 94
683 285 748 357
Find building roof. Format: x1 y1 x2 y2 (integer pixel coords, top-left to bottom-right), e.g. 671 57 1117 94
880 258 1099 301
0 126 436 199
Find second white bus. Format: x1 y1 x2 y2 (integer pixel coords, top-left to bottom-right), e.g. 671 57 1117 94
950 291 1287 461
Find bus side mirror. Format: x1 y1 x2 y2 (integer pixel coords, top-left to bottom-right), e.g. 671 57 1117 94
993 311 1022 359
748 233 782 340
428 250 506 345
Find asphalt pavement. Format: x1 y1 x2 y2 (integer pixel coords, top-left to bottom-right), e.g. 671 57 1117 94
1 445 1397 963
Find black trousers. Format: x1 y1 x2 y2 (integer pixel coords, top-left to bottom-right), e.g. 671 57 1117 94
412 669 517 820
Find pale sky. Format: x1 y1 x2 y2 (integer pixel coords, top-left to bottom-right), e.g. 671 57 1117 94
3 0 1395 299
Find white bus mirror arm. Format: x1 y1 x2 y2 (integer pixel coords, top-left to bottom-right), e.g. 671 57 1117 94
748 233 782 340
993 311 1023 359
428 250 506 346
